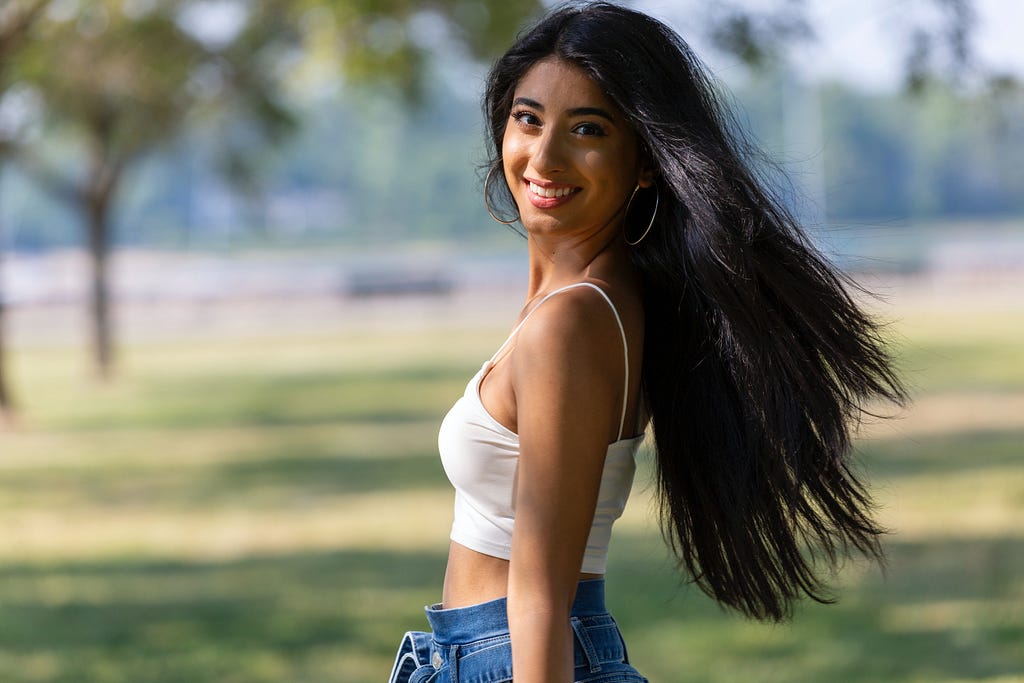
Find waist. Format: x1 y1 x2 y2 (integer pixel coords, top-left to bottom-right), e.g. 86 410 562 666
442 541 603 609
427 578 609 644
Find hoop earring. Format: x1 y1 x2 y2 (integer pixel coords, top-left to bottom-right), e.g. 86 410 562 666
484 165 520 225
623 183 659 246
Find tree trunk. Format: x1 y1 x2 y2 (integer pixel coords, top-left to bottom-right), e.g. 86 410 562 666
81 124 123 380
86 195 114 379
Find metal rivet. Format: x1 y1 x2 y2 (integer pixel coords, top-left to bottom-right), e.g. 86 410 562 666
431 651 443 669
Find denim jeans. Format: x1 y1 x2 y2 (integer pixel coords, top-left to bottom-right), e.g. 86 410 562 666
387 579 647 683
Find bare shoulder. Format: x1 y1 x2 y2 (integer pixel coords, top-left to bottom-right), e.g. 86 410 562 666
513 284 625 375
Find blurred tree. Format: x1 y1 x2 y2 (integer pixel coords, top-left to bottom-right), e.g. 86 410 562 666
0 0 50 416
6 0 294 378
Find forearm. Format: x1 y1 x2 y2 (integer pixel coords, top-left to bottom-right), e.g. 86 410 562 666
506 529 584 681
508 604 574 682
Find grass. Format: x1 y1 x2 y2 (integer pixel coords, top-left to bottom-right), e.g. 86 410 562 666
0 303 1022 682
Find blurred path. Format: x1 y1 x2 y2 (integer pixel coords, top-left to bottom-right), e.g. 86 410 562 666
4 243 1023 348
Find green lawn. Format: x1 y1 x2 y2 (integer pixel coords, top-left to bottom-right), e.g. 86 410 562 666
0 305 1021 682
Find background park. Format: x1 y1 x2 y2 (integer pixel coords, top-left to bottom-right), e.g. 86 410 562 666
1 0 1022 681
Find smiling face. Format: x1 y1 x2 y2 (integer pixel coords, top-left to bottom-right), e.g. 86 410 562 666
501 57 651 240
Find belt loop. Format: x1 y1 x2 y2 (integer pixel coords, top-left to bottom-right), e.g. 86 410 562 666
448 643 460 682
570 616 601 673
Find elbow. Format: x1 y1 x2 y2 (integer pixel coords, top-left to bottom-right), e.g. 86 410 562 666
506 573 576 623
507 593 574 624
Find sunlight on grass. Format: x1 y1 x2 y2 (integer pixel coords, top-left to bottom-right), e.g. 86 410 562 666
879 466 1024 538
890 307 1024 393
1 489 454 561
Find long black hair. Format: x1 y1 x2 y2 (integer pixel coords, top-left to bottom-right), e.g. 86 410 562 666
483 2 907 622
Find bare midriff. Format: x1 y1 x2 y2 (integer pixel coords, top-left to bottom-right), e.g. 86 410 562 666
441 541 603 609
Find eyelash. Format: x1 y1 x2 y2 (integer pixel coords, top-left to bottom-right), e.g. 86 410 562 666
511 110 540 127
510 110 607 137
574 122 607 137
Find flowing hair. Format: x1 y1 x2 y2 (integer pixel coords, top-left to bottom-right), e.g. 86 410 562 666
483 1 907 621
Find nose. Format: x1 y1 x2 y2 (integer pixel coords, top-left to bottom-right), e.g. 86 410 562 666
531 128 568 175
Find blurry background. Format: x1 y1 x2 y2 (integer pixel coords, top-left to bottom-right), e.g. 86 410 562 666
0 0 1022 681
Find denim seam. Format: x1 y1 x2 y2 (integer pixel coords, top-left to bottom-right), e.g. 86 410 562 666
449 644 460 682
453 633 508 651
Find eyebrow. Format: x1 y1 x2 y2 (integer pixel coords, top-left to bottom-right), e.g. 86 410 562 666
512 97 617 124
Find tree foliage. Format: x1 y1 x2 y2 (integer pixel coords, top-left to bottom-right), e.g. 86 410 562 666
702 0 1016 93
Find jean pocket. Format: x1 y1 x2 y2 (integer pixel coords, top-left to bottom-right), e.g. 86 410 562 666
387 631 433 683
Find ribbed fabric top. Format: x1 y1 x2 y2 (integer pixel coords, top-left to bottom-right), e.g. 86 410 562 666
438 283 642 574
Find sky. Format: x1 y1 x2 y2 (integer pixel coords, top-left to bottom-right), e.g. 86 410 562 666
635 0 1024 90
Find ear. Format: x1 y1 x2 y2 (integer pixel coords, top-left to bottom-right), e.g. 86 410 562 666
635 144 658 188
635 138 658 188
637 165 658 189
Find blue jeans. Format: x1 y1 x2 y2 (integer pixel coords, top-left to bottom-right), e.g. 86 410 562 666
388 579 647 683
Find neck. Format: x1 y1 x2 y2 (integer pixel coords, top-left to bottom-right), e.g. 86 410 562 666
524 228 627 301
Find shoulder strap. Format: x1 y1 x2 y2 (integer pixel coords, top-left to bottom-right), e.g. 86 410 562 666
488 282 630 441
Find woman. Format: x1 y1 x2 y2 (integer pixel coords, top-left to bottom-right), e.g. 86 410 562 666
389 3 905 682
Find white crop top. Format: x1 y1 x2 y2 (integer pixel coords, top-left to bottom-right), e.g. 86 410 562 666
438 282 643 574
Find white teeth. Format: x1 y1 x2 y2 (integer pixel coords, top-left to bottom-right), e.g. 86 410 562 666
530 182 574 199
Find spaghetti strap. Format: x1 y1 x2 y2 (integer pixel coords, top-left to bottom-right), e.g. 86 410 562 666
487 282 631 441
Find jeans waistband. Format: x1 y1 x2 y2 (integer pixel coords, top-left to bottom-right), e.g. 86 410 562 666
424 578 608 645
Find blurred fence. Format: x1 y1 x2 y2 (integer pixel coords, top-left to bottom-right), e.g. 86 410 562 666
1 219 1021 350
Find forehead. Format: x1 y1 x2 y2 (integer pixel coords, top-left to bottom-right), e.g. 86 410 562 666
513 57 616 112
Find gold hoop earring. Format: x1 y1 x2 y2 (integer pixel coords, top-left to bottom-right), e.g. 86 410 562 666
484 165 520 225
624 183 659 246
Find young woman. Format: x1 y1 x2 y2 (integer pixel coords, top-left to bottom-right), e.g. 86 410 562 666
389 3 905 682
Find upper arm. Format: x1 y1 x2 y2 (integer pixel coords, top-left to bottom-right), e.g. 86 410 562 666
508 289 625 598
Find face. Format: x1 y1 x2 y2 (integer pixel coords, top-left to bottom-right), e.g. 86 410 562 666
501 57 652 239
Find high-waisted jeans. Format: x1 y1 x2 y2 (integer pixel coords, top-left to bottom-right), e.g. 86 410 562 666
387 579 647 683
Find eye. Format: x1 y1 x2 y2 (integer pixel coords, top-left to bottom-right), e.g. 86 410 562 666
511 110 541 127
573 122 607 137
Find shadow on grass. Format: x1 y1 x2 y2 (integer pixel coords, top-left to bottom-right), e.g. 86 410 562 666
0 450 450 509
605 532 1024 683
49 364 479 432
0 548 447 683
860 428 1024 478
197 450 450 500
0 537 1019 682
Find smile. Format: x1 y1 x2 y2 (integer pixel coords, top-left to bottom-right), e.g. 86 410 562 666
524 179 580 209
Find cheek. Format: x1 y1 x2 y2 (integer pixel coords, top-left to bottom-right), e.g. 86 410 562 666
582 148 637 192
501 141 532 193
501 130 527 168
